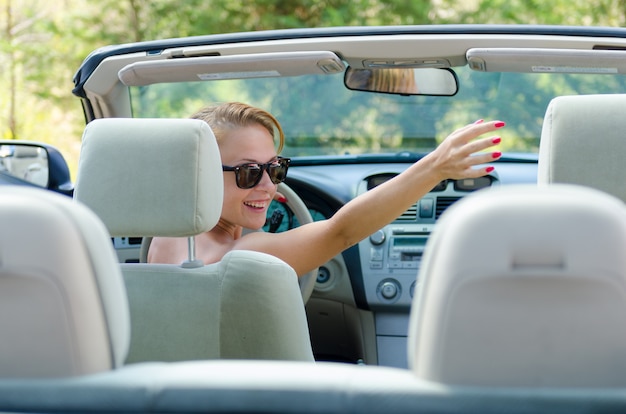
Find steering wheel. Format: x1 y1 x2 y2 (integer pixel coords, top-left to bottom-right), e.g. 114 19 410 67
139 182 317 303
276 182 317 304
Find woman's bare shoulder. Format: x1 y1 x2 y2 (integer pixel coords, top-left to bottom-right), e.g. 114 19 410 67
147 236 190 264
150 236 190 251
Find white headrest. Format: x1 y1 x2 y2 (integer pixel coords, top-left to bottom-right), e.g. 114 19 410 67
0 186 129 377
13 145 42 158
74 118 223 237
409 184 626 387
538 94 626 202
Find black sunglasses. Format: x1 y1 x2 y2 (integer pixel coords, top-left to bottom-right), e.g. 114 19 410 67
222 157 291 189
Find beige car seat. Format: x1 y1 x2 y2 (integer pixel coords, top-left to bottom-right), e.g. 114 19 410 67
537 93 626 201
74 118 314 363
0 186 130 378
408 184 626 387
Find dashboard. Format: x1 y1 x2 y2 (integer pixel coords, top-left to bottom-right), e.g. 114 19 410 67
283 157 538 367
357 174 494 311
285 158 538 309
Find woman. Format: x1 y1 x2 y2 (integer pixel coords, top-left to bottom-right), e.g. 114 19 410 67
148 102 504 276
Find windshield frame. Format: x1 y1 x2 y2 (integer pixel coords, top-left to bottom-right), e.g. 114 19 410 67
127 66 626 159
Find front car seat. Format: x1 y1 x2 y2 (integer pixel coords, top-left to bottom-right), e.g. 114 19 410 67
537 93 626 201
73 118 314 362
408 184 626 387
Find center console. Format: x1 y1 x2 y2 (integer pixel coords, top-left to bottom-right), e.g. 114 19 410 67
356 173 496 367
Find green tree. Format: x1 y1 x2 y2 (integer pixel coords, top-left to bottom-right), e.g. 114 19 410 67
434 0 626 26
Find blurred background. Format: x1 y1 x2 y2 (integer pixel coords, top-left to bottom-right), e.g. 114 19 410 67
1 0 624 178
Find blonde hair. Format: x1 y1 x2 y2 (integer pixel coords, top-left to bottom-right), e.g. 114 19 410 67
190 102 285 153
369 68 418 94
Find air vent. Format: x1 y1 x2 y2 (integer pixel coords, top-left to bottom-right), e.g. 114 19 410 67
435 197 461 219
397 203 418 221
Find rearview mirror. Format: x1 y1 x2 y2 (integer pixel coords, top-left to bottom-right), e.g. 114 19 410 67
0 144 49 187
344 67 458 96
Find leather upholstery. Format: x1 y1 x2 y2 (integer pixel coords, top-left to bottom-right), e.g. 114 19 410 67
0 186 130 378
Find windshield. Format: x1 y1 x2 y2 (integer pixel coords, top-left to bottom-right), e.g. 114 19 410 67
129 66 626 158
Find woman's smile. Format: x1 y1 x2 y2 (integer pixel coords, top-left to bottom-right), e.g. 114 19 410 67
243 199 269 211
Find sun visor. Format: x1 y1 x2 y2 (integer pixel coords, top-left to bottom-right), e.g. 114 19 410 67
467 48 626 74
118 51 346 86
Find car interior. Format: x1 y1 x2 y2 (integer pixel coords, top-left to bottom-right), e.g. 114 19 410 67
3 25 626 412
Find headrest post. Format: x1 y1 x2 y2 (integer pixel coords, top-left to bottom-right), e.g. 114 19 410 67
181 236 203 269
187 236 196 261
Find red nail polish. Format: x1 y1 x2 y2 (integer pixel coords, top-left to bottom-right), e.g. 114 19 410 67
474 119 484 124
486 166 495 173
278 196 287 203
492 137 501 144
494 121 506 128
492 151 501 159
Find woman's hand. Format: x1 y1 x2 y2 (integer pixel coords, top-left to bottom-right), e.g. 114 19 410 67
425 119 505 182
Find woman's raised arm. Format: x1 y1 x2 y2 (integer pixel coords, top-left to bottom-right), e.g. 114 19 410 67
233 120 504 276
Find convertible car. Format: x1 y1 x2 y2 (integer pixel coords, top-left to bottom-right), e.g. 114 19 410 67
3 24 626 413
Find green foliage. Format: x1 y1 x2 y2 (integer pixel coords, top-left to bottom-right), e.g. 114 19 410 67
434 0 626 25
1 0 626 177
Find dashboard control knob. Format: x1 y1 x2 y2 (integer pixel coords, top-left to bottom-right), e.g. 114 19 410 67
317 266 331 284
380 281 399 299
369 230 386 245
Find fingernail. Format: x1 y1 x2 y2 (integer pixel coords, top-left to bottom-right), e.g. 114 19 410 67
492 151 502 159
474 119 484 124
494 121 506 128
492 137 501 144
278 196 287 203
486 166 495 173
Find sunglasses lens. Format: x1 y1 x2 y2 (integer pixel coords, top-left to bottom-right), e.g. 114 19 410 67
237 165 263 189
268 162 288 184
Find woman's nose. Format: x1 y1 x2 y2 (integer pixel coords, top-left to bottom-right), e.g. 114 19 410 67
256 169 276 190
